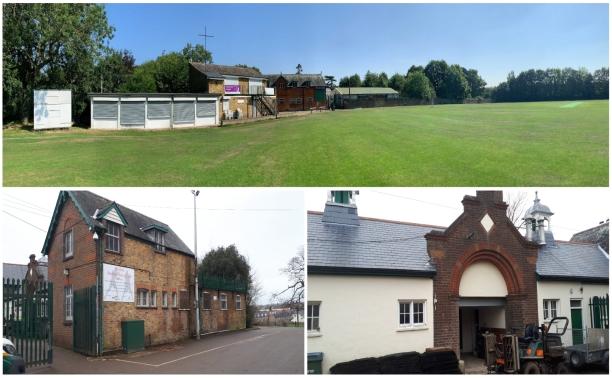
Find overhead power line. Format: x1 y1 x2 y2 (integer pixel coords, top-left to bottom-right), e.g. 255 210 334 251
3 210 47 232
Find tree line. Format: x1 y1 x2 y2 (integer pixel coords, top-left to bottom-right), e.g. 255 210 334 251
491 67 608 102
338 60 487 102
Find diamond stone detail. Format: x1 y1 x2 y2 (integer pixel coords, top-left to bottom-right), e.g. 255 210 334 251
481 213 494 233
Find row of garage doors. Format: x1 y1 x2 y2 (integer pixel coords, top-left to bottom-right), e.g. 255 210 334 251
90 97 218 129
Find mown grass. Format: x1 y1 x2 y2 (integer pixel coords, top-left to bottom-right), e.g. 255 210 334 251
3 100 608 186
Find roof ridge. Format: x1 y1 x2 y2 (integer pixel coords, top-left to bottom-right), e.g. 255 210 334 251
555 240 599 246
572 222 609 236
308 210 445 229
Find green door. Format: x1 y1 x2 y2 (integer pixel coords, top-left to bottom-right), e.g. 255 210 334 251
570 300 583 345
73 286 97 356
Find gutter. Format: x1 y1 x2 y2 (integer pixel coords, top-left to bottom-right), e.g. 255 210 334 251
308 265 436 278
536 273 608 284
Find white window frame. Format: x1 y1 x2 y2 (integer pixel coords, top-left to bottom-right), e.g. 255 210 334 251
398 300 426 329
64 286 73 321
150 290 157 308
220 293 228 310
162 291 168 308
137 289 149 307
543 299 559 320
202 291 211 310
236 294 242 310
106 221 121 253
63 229 74 259
172 292 177 308
307 302 321 333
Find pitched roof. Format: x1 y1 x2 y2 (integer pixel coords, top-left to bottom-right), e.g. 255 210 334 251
570 222 609 253
334 87 399 95
265 73 326 87
307 211 440 276
42 191 193 257
536 241 608 282
3 263 48 281
190 62 265 79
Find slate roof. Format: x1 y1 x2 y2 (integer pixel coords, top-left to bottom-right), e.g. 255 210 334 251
570 222 609 253
334 87 399 95
536 241 608 282
265 73 326 87
3 263 48 281
190 62 265 79
42 191 193 257
307 211 440 276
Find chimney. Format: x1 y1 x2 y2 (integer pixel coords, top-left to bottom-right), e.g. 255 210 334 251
476 190 503 204
321 190 360 226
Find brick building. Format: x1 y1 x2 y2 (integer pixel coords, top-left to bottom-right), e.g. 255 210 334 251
42 191 246 356
264 74 327 112
307 190 609 373
189 62 276 119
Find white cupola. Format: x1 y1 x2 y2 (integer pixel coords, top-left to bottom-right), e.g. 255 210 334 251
523 191 554 245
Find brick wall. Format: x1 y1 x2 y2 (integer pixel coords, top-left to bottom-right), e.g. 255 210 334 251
426 191 540 357
199 289 246 333
47 196 97 349
102 237 195 351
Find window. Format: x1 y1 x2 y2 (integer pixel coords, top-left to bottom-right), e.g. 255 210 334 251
137 289 149 307
236 295 242 310
172 292 177 308
202 291 212 310
220 293 228 310
152 229 165 252
278 97 285 104
543 299 558 320
179 289 189 310
399 300 426 327
64 286 73 322
162 291 168 308
150 290 157 308
307 303 320 331
106 221 121 253
63 230 74 259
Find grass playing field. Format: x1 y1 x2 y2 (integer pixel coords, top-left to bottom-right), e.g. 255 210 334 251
3 100 608 186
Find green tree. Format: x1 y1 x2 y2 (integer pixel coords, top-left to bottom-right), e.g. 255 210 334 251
407 65 424 75
339 74 361 87
424 60 449 97
443 64 470 101
593 67 609 99
363 70 379 87
388 73 406 92
182 43 212 63
403 71 435 100
462 68 486 98
95 49 135 93
3 3 114 122
154 52 190 92
379 72 389 87
119 60 158 92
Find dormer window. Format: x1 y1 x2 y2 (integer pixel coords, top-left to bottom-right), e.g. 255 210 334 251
288 81 298 87
152 229 165 252
106 221 121 253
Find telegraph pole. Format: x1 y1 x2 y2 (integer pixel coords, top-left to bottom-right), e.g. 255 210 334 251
192 190 201 340
198 26 214 67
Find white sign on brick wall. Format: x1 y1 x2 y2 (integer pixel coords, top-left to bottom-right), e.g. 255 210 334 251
103 263 134 302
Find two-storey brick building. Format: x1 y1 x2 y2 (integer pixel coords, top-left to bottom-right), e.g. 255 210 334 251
42 191 246 355
264 74 327 112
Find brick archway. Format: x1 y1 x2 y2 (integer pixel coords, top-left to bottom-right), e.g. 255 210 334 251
449 242 522 297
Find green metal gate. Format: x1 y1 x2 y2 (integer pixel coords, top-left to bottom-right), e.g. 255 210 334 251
589 294 609 329
73 286 97 356
3 278 53 367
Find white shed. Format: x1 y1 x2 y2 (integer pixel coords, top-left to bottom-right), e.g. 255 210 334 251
33 90 72 130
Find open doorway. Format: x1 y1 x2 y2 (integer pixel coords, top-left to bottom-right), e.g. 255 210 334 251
459 299 506 373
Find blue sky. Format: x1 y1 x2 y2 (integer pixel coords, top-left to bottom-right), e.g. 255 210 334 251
105 3 608 86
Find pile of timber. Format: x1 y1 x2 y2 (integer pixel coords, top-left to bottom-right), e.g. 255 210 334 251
330 348 460 374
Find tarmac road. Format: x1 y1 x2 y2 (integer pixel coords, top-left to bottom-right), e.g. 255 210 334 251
29 326 304 374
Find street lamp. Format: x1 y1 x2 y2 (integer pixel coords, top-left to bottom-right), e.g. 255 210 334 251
192 190 201 340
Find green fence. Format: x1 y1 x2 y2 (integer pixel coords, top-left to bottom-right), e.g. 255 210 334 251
589 294 609 329
73 286 98 356
198 274 247 293
3 278 53 367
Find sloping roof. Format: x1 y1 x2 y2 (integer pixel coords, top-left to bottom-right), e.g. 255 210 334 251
307 211 440 276
334 87 399 95
3 263 48 281
190 62 265 79
536 241 608 282
570 222 609 253
42 191 193 257
265 73 326 87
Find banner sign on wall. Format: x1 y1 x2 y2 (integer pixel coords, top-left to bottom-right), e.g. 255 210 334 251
224 85 240 94
103 263 134 302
